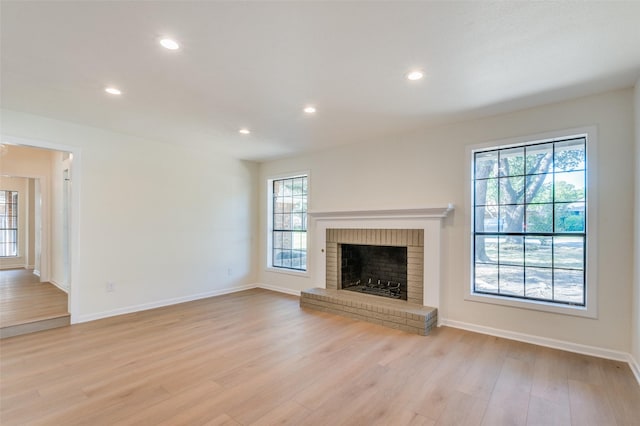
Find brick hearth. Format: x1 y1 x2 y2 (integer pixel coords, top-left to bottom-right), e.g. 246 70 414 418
300 288 437 335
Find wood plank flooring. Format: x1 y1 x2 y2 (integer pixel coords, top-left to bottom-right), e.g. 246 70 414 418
0 269 69 338
1 289 638 425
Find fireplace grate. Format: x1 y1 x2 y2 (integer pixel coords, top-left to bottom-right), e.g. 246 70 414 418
343 278 403 299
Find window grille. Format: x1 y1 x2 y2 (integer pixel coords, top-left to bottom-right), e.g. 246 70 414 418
473 137 586 306
272 176 308 271
0 190 18 257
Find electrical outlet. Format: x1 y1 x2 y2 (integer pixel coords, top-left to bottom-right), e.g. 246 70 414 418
106 281 115 292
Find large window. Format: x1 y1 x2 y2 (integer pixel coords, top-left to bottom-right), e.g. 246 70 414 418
0 190 18 257
473 136 586 307
271 175 308 271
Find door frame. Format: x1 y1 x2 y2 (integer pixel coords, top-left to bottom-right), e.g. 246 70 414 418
1 135 82 322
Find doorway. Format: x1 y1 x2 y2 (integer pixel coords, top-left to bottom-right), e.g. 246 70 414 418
0 143 75 337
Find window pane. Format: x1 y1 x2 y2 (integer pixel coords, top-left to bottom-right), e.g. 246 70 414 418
475 206 499 232
475 151 498 179
553 269 584 304
292 178 305 195
292 196 304 212
553 236 584 270
526 174 553 203
525 267 553 300
525 143 553 175
274 180 284 197
525 237 552 267
555 171 585 202
475 263 499 293
499 265 524 296
291 213 304 230
475 178 498 206
499 205 524 232
554 139 585 172
555 203 585 233
499 177 524 205
274 214 284 229
499 236 523 266
525 204 553 233
475 236 498 264
499 147 524 177
274 196 286 213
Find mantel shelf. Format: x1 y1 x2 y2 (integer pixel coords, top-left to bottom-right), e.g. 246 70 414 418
308 204 454 220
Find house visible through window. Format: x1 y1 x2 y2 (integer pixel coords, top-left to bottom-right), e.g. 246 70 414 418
473 137 586 306
272 175 308 271
0 190 18 257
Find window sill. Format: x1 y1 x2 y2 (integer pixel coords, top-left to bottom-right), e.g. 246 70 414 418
265 267 310 278
465 292 596 319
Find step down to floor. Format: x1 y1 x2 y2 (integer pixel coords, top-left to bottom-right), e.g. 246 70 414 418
0 314 70 339
300 287 437 335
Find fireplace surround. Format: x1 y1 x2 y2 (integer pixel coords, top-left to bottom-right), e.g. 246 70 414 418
300 206 453 334
327 229 423 304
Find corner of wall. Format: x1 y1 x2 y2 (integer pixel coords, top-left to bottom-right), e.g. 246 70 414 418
632 77 640 377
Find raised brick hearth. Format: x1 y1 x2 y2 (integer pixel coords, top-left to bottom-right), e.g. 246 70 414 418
300 288 437 335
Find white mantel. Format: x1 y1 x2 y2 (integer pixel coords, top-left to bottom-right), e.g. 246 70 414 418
309 205 454 315
308 205 454 220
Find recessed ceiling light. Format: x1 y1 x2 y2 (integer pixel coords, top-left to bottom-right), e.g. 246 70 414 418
406 70 424 81
160 38 180 50
303 106 316 114
239 128 250 135
104 87 122 95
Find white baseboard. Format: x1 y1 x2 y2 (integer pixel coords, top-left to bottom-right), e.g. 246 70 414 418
440 318 630 363
629 354 640 386
0 264 26 270
256 282 302 297
49 279 69 294
73 284 256 324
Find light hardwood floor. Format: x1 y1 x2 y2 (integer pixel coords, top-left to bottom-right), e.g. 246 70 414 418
1 289 638 425
0 269 69 329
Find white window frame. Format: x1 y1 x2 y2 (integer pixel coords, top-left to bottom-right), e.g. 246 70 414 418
465 127 598 318
266 171 310 276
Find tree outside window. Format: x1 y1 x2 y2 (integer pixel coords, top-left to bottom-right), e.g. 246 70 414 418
473 138 586 305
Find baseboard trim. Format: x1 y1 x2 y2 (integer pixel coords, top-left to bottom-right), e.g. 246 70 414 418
0 264 26 270
440 318 630 363
74 284 256 324
49 279 69 294
256 282 302 297
629 354 640 386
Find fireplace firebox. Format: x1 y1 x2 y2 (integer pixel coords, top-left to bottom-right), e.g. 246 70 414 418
340 244 407 300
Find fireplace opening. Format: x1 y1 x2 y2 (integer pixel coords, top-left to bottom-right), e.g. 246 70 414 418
340 244 407 300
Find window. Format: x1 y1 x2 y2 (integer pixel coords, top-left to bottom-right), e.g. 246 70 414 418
0 190 18 257
271 175 308 271
472 136 587 307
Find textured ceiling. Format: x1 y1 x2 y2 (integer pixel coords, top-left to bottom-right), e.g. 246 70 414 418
2 1 639 161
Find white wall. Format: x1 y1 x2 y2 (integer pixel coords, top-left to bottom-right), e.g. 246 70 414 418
632 79 640 370
49 150 67 289
27 178 36 268
259 89 635 353
1 109 258 322
0 176 28 269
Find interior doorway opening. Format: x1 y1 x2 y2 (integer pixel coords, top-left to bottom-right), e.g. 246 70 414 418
0 142 75 336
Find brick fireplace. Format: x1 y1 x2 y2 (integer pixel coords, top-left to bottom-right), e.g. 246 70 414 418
326 229 424 304
301 206 453 335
